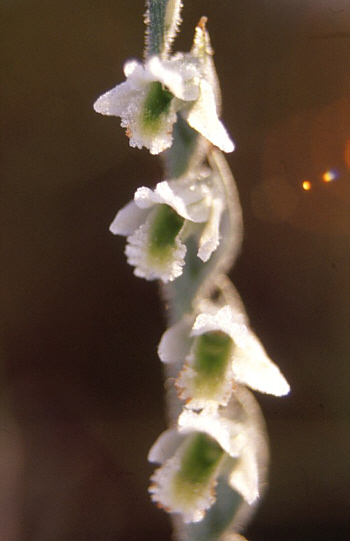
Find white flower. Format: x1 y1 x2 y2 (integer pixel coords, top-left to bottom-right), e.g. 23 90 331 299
192 306 290 398
94 22 234 154
148 406 236 524
149 431 223 523
94 55 198 154
110 171 225 282
148 388 268 522
158 305 290 406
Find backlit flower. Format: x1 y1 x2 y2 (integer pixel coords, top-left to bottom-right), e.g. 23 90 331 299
94 55 199 154
149 388 268 522
110 170 225 282
94 21 234 154
158 305 290 407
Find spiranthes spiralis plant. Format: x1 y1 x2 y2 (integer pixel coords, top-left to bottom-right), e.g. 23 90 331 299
94 2 289 540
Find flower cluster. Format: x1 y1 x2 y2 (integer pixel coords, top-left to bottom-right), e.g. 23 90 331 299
94 2 290 538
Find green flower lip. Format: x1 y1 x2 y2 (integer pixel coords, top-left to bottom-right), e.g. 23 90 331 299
193 331 233 380
149 204 185 256
175 330 234 403
142 81 174 130
177 432 224 486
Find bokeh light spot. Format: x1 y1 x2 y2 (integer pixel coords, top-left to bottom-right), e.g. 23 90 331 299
322 170 337 183
302 180 312 191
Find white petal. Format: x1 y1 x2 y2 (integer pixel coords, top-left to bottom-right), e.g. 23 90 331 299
156 181 207 221
148 428 184 464
197 196 224 262
168 175 213 223
192 306 290 396
109 201 149 236
123 60 139 78
232 333 290 397
135 182 190 219
93 81 138 116
149 455 216 523
191 306 247 343
158 317 192 364
147 56 184 98
133 186 159 209
134 180 210 223
186 79 234 153
124 59 153 89
147 55 199 101
225 386 269 505
228 447 259 505
191 19 222 115
178 406 243 458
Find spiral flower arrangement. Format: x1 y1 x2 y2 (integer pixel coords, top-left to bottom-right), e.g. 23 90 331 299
94 2 289 540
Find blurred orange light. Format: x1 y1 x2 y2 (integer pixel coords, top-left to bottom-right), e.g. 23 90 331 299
302 181 311 191
322 170 337 183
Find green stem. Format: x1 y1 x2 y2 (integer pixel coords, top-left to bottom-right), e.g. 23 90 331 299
146 0 169 56
145 0 182 57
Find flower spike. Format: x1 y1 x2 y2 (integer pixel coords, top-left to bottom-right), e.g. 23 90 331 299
95 2 290 538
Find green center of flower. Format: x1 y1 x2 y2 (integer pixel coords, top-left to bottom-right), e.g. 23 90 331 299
193 331 233 382
142 82 173 132
180 433 224 484
173 433 224 503
149 204 184 257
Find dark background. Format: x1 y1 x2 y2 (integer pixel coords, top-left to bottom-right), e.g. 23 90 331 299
1 1 349 540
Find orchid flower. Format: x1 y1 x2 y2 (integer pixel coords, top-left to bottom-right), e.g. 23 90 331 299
148 388 268 523
158 305 290 408
110 169 225 282
94 19 233 155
